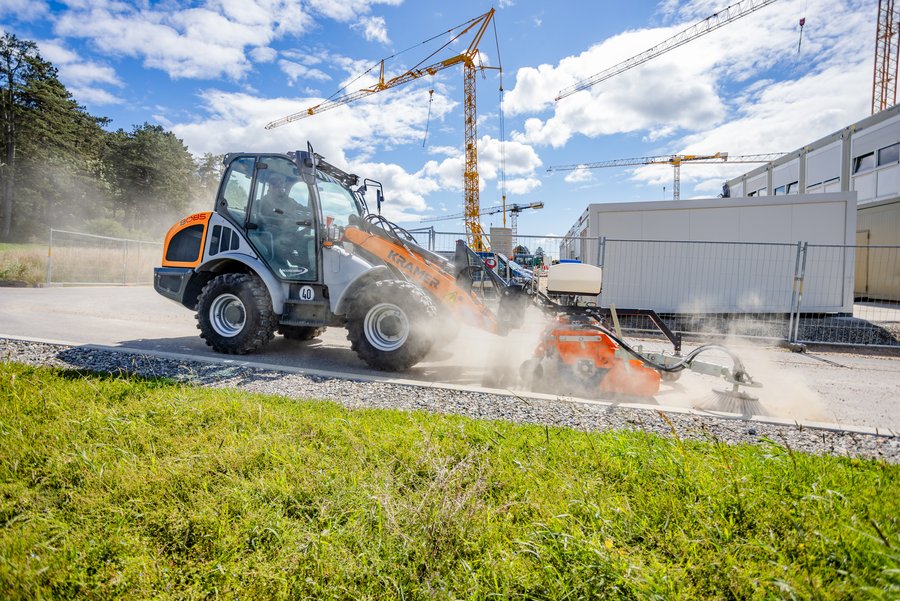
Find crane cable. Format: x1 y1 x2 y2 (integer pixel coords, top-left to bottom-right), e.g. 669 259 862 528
323 13 489 103
493 17 507 225
422 89 434 147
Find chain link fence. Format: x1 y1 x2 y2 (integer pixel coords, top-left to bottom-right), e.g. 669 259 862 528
44 225 899 348
46 229 162 286
407 228 900 349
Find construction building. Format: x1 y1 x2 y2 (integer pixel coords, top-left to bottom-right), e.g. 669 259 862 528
725 103 900 299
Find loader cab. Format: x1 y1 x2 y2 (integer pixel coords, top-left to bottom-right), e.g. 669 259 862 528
215 153 364 282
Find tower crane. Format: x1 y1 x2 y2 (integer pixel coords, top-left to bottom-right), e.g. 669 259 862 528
555 0 779 101
420 201 543 241
873 0 900 114
547 153 784 200
265 9 501 251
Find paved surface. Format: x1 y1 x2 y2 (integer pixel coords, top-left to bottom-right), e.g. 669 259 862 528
1 285 898 433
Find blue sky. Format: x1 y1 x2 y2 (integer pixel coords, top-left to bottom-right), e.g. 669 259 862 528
0 0 876 235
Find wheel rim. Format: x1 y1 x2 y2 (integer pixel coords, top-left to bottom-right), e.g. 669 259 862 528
363 302 409 352
209 293 246 337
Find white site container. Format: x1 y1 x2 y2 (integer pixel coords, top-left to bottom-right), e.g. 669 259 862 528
565 192 857 314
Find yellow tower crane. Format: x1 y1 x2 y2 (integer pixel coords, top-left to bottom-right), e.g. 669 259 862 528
554 0 779 102
420 200 543 242
265 9 500 251
547 153 784 200
873 0 900 114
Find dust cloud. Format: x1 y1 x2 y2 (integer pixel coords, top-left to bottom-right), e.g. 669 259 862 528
426 294 830 424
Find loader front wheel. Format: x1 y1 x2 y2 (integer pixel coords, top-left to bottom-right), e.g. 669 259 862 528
346 279 436 371
196 273 277 354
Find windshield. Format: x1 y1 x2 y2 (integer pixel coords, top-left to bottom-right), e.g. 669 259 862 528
316 173 361 228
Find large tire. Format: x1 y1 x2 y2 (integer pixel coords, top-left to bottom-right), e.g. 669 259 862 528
278 325 327 341
196 273 277 354
346 279 437 371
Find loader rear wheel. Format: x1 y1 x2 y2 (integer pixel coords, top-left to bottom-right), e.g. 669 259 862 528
196 273 277 354
278 325 326 341
346 279 436 371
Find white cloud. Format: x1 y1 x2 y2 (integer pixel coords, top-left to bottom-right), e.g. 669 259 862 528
52 1 321 80
69 86 124 105
35 39 124 105
351 15 390 44
0 0 48 21
250 47 278 63
349 161 438 219
563 167 593 183
278 59 331 83
505 177 541 195
419 135 542 198
506 0 871 152
169 83 465 216
38 39 122 86
307 0 403 22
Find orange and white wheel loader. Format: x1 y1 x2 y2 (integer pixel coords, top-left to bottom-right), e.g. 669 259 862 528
154 143 759 404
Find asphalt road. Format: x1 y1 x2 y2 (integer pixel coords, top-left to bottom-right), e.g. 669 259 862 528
1 285 898 432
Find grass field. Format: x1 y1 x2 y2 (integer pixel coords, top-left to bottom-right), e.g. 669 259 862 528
0 243 46 285
0 238 160 286
1 361 898 599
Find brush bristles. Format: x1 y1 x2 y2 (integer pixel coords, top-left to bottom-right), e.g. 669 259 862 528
695 389 770 417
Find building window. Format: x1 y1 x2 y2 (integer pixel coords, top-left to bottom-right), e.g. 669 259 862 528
877 143 899 166
786 181 799 194
774 185 786 195
853 152 875 174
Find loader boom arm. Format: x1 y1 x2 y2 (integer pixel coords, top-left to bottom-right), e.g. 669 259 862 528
341 224 504 334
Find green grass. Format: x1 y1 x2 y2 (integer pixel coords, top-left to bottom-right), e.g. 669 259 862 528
1 362 898 600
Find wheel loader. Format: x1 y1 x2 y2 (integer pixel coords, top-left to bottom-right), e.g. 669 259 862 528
154 144 760 407
154 144 527 372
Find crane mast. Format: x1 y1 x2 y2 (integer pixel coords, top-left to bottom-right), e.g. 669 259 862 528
265 10 498 252
873 0 900 114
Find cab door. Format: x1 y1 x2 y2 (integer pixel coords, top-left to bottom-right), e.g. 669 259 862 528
246 156 319 282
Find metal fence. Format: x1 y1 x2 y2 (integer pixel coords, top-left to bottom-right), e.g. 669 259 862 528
407 228 900 349
46 229 163 286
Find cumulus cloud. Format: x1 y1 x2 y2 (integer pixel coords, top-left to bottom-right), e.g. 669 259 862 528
307 0 403 22
250 47 278 63
49 0 401 82
0 0 48 21
505 177 541 195
349 161 438 220
36 39 124 104
351 15 390 44
506 0 870 153
278 59 331 84
563 167 594 183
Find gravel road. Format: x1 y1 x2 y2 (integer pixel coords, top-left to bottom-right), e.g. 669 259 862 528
4 337 898 463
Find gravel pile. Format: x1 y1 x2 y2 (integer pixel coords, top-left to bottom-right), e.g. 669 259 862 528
3 337 898 463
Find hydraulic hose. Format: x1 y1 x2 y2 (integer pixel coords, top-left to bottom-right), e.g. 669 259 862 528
583 323 753 384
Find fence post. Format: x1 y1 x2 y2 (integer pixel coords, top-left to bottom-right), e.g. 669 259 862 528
788 242 809 343
46 228 53 286
598 237 606 268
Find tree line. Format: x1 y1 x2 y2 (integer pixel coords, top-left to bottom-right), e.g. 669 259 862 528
0 32 223 243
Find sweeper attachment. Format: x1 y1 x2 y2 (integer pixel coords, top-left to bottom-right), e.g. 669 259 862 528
520 262 762 409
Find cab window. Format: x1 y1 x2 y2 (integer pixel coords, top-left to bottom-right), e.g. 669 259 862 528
316 173 361 228
218 156 255 223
